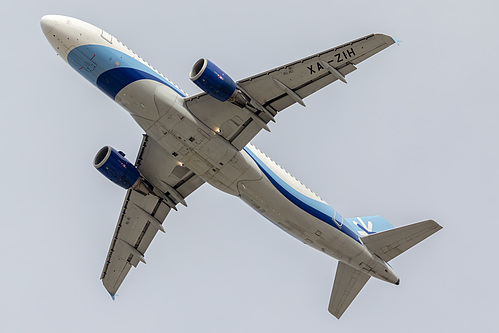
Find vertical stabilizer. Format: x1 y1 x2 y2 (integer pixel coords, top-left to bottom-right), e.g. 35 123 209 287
343 215 394 237
328 261 370 319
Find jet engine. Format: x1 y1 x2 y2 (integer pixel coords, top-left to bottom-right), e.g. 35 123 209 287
93 146 140 190
189 58 249 106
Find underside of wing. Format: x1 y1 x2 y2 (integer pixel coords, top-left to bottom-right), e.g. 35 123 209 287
238 33 395 113
183 94 266 150
184 33 396 150
101 189 169 296
329 261 370 319
101 135 204 296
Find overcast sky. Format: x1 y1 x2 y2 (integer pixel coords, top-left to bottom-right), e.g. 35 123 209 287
1 0 498 331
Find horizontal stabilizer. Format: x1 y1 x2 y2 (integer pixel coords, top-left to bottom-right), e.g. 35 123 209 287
361 220 442 262
329 261 370 319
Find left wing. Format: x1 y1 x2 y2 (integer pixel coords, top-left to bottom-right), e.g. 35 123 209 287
185 33 396 150
100 135 204 296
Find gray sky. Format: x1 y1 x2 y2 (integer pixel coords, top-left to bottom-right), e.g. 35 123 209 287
1 0 497 331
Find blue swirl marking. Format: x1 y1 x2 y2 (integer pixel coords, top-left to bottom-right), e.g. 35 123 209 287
67 44 186 99
96 67 167 99
243 147 361 242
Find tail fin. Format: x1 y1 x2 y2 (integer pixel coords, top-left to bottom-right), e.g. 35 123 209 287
329 261 370 319
361 220 442 262
328 219 441 318
343 215 394 237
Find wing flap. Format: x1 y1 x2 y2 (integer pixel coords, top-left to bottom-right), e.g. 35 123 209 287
329 261 370 319
183 95 267 150
101 189 168 295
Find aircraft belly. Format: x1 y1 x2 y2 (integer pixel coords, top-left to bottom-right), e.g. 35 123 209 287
237 174 365 263
118 80 372 264
116 80 264 196
114 80 166 131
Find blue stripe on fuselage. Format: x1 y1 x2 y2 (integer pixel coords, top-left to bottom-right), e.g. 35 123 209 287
243 147 361 243
96 67 167 99
67 44 186 99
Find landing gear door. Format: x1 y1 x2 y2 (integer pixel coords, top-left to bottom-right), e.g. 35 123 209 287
101 30 113 44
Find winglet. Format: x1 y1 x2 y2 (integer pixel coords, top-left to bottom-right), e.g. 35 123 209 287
374 33 401 46
109 292 116 301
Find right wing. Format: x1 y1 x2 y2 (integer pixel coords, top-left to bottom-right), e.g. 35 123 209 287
185 33 396 150
100 135 204 296
329 261 370 319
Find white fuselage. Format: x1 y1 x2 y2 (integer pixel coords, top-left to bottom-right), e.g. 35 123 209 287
41 15 399 285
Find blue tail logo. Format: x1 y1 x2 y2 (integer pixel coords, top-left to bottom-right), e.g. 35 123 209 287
344 215 394 237
352 217 374 236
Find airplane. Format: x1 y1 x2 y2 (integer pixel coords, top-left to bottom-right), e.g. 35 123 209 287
41 15 442 319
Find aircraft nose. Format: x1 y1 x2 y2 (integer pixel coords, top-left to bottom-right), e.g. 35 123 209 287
40 15 58 35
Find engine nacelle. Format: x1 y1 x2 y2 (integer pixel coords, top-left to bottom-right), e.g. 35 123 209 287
189 58 238 102
94 146 140 190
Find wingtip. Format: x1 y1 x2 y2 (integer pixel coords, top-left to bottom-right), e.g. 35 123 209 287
386 35 402 46
426 219 443 231
375 33 402 46
328 307 342 319
109 292 116 301
332 312 342 319
392 37 402 46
